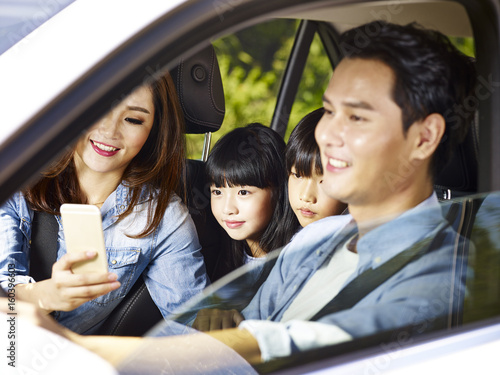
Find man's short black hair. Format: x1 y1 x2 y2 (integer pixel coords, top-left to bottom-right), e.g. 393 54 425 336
339 21 477 177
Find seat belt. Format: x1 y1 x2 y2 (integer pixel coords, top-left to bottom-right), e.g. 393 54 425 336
310 219 451 322
29 211 59 281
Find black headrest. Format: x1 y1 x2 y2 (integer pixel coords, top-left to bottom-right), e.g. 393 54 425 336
434 114 479 199
170 44 225 134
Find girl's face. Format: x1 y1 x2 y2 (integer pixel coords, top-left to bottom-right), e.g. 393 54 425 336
210 184 274 251
74 86 155 178
288 165 346 227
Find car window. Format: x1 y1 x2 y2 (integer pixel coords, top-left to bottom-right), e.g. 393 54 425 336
186 18 299 159
286 32 333 141
0 0 76 55
155 5 497 371
464 192 500 323
131 190 500 373
2 0 500 373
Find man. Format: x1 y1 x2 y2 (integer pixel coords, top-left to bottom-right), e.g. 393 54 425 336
1 21 476 369
225 20 476 361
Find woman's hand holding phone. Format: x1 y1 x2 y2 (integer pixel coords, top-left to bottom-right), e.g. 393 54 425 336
44 251 120 312
16 252 120 314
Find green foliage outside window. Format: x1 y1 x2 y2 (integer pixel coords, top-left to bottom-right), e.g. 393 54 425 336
186 19 298 159
186 20 475 160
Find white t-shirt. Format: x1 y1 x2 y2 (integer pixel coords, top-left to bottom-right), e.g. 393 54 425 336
240 236 359 361
281 236 359 322
242 251 267 265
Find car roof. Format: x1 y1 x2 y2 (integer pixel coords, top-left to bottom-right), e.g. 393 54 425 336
283 1 472 37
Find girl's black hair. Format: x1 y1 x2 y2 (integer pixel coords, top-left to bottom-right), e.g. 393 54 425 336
206 123 299 270
286 108 324 177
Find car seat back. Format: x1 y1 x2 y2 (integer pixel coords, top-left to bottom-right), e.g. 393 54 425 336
436 113 480 328
463 192 500 324
435 113 479 200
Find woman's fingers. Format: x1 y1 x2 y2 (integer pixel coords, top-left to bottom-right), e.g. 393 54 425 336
48 280 121 311
52 251 97 272
42 252 121 311
51 251 118 288
52 271 118 288
60 281 121 302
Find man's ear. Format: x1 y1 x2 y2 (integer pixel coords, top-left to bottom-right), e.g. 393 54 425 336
410 113 446 162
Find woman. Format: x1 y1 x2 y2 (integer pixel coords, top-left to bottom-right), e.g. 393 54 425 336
0 72 209 334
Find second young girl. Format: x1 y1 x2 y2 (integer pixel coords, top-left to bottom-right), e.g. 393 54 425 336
286 108 347 227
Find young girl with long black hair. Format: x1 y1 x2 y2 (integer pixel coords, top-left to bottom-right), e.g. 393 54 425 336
206 123 299 279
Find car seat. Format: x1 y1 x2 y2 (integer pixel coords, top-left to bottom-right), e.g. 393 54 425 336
435 112 480 328
438 113 500 326
93 44 228 336
435 112 479 200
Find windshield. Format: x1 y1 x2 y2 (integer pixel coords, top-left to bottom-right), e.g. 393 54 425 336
0 0 496 373
113 191 500 373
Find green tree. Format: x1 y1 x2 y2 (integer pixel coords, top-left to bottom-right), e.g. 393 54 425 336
186 19 300 159
186 25 474 159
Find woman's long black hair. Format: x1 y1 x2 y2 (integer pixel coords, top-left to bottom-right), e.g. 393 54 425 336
206 123 299 271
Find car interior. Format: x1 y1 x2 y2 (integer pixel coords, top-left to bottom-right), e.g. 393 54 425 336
1 0 500 372
161 5 495 371
92 19 484 341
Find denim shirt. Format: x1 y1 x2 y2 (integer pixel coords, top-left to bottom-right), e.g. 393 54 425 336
0 184 209 334
240 194 468 360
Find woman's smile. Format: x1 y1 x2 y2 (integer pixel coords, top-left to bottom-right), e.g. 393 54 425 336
75 86 155 176
90 140 120 157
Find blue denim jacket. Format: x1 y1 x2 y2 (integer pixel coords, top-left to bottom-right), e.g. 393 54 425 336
240 194 468 360
0 184 209 334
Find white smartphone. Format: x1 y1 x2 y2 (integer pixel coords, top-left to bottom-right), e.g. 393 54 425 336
60 204 108 274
